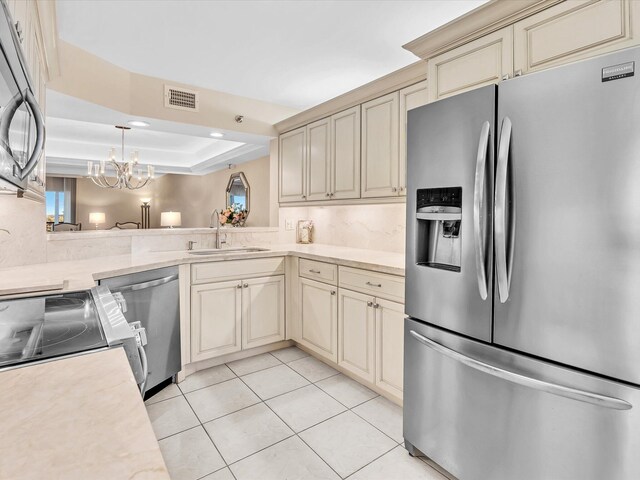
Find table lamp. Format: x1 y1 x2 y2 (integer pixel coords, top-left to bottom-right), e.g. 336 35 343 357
161 211 181 228
89 212 105 230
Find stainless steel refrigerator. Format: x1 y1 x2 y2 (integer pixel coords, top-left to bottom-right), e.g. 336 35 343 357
404 46 640 480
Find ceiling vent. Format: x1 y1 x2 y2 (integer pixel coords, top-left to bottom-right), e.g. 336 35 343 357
164 85 199 112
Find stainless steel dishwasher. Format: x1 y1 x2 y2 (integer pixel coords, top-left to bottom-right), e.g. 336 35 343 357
100 266 180 392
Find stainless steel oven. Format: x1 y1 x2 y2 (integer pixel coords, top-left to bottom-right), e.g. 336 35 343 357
0 0 45 193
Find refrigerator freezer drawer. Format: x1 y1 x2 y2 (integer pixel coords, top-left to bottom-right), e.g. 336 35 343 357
404 318 640 480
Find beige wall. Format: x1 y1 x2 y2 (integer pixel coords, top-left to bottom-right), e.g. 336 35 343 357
72 155 272 230
152 155 272 228
75 178 154 229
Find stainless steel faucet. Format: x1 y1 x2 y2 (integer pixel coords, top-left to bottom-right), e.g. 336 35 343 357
210 209 224 249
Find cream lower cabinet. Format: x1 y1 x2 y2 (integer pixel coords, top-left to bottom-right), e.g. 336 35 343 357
191 280 242 361
299 277 338 363
338 289 375 383
191 275 285 362
242 276 285 349
375 298 405 399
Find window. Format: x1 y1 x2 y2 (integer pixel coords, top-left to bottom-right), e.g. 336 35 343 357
45 177 76 230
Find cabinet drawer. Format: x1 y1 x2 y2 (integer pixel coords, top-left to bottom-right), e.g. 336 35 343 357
299 258 338 285
339 266 404 302
192 257 285 284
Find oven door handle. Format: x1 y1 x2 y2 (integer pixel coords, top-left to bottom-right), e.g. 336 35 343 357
409 330 632 411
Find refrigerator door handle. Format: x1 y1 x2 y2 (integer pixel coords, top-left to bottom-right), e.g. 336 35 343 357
409 330 632 411
474 121 491 300
495 116 513 303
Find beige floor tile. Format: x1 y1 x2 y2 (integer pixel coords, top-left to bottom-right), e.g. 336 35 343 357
240 364 309 400
353 396 404 443
230 436 340 480
270 346 309 363
349 445 449 480
299 411 396 478
178 365 236 394
199 467 235 480
203 403 293 464
266 384 346 432
158 426 225 480
227 352 281 376
146 395 200 440
144 383 182 406
315 374 378 408
287 355 339 383
185 378 260 423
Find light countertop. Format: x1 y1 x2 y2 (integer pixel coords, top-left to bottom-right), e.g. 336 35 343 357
0 243 405 296
0 348 170 480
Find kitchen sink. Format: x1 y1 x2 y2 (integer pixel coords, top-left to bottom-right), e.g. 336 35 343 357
188 247 270 255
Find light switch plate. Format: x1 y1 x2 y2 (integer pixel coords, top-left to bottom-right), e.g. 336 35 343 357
285 219 294 231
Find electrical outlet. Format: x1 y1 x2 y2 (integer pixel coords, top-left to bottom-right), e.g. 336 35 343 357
285 219 294 231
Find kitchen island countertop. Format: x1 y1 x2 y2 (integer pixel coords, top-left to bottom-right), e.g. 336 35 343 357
0 348 170 480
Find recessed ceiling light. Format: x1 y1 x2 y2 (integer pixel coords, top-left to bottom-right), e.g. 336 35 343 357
127 120 150 127
209 132 224 138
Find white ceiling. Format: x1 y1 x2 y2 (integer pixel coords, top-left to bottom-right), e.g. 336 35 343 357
45 91 270 177
56 0 488 110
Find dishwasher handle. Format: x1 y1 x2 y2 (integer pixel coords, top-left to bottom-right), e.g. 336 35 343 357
112 273 179 293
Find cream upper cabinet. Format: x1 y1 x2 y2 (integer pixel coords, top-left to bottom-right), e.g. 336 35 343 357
242 276 285 350
279 126 306 203
306 118 331 201
330 105 361 200
299 277 338 362
191 280 242 362
514 0 640 75
399 81 428 195
427 27 514 102
375 298 405 399
361 91 400 198
338 289 376 383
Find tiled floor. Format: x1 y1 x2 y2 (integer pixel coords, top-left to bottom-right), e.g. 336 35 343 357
145 346 449 480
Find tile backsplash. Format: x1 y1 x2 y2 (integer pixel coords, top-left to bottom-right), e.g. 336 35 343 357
279 203 406 253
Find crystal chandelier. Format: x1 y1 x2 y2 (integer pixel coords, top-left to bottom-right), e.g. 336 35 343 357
87 125 154 189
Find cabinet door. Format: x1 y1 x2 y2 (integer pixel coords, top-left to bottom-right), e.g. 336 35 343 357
427 27 513 102
330 106 361 200
361 92 400 198
514 0 639 75
306 118 331 201
242 276 285 349
279 127 306 203
191 280 242 361
398 81 428 196
299 277 338 362
375 298 405 399
338 289 375 383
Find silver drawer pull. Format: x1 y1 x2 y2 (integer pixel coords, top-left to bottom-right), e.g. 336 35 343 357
309 269 321 274
366 281 382 288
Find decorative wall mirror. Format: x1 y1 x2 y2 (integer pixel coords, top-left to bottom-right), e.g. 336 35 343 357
226 172 250 217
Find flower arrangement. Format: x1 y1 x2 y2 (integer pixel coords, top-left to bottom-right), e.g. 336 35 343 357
219 204 248 227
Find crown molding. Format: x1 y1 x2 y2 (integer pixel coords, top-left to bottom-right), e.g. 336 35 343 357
403 0 564 60
275 60 427 134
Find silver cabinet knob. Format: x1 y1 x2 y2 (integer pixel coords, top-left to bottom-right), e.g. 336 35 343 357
302 195 306 199
330 290 336 295
237 284 242 289
367 301 373 307
326 192 330 197
373 303 380 309
392 187 397 192
243 283 249 288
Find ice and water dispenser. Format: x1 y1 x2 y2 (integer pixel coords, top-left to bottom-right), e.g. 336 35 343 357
415 187 462 272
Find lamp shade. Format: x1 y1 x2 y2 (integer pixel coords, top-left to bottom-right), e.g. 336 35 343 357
89 212 105 225
161 211 181 227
